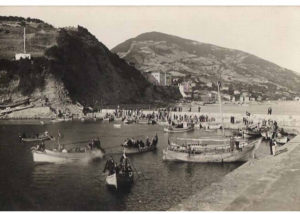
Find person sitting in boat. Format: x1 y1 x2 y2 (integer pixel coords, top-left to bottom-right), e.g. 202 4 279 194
103 156 116 175
230 136 235 152
152 134 158 146
146 137 150 147
93 138 102 150
37 141 46 152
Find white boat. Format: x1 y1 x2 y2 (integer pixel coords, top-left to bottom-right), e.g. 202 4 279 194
113 124 121 128
106 173 117 189
103 117 114 122
124 118 135 124
162 138 262 163
164 126 194 133
202 122 222 130
32 149 104 163
157 120 169 126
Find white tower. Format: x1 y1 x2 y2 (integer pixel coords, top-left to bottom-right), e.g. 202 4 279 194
15 26 31 60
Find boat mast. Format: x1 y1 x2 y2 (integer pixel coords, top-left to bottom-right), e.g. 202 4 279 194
23 27 26 54
217 73 225 136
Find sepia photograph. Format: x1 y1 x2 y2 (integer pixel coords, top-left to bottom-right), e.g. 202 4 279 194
0 4 300 211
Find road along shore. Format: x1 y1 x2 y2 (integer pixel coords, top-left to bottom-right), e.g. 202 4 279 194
170 133 300 211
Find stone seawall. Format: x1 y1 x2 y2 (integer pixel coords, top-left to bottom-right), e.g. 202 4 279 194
170 134 300 211
101 109 300 130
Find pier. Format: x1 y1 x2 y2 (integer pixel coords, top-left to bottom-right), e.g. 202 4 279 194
170 133 300 211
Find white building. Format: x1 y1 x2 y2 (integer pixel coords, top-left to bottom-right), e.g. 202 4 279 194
150 72 170 86
234 90 240 95
206 82 213 88
221 86 229 91
15 53 31 60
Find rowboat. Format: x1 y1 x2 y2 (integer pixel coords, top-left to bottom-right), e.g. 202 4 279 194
240 128 261 138
32 148 104 163
113 124 121 128
123 144 157 154
157 120 169 126
202 122 222 130
106 171 134 190
162 138 262 163
103 117 114 122
164 126 194 133
122 135 158 154
104 154 134 190
124 118 135 124
275 136 289 144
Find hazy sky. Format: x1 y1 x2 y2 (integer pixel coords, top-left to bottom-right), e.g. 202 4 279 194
1 6 300 73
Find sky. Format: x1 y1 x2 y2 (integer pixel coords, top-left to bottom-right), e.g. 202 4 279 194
1 6 300 73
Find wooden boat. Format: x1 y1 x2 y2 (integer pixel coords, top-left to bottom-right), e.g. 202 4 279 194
122 135 158 154
157 120 169 126
113 124 121 128
123 145 157 154
104 155 134 189
162 138 262 163
275 136 289 144
124 118 135 124
240 128 261 138
32 148 104 163
164 126 194 133
103 117 114 122
202 122 222 130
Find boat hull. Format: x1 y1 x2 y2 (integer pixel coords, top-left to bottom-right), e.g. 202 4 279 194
164 127 194 133
123 145 156 154
163 139 261 163
106 173 118 189
32 149 104 163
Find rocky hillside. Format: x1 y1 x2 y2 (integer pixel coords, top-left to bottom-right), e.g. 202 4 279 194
112 31 300 100
0 17 181 111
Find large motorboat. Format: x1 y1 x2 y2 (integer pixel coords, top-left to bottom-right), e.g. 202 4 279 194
162 137 262 163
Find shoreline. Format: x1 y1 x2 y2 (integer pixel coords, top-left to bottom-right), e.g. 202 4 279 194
170 133 300 211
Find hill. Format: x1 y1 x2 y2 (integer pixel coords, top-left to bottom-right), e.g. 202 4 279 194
112 31 300 100
0 17 180 117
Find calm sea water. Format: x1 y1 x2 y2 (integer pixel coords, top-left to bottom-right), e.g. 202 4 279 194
0 102 285 211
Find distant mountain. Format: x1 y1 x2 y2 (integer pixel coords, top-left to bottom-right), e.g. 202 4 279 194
112 31 300 100
0 17 180 110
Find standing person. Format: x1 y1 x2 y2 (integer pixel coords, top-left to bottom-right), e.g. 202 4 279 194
230 136 235 152
269 138 273 155
270 107 272 115
272 139 277 156
198 106 201 113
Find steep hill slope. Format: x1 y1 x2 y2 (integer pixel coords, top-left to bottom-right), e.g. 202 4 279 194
0 17 180 112
112 31 300 100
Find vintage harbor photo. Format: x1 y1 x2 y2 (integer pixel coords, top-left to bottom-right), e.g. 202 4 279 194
0 6 300 211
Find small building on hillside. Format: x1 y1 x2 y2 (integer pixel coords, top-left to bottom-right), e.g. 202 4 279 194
206 82 213 88
234 90 241 95
221 86 229 91
150 72 171 86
